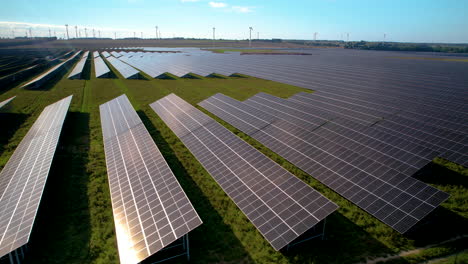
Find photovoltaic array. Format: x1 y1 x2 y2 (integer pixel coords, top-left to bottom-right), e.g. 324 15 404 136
0 96 72 258
100 95 202 264
106 56 140 79
151 94 338 250
199 93 450 233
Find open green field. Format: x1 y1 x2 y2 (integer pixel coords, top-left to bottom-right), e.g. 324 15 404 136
0 57 466 264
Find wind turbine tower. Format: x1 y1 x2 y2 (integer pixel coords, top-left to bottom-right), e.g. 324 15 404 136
314 32 318 41
84 28 88 38
212 27 215 47
29 28 33 39
92 29 95 38
134 32 136 38
384 33 386 42
114 32 116 39
75 26 78 38
49 28 51 38
347 32 350 41
155 26 158 39
249 27 253 47
99 30 101 38
141 32 143 39
65 24 69 39
257 32 259 40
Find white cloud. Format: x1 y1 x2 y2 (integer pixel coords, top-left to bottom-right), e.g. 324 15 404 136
209 1 227 8
232 6 253 13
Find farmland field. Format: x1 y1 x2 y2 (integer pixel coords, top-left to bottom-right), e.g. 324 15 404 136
0 49 466 264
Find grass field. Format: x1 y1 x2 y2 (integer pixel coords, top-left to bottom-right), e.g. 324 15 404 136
0 56 466 264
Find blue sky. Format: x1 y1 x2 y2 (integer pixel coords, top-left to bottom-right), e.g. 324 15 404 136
0 0 467 43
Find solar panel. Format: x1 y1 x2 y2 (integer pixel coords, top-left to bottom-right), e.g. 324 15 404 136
151 94 338 250
100 95 202 264
0 96 72 258
94 56 110 78
0 96 16 109
106 57 140 79
199 93 450 233
93 51 99 58
101 51 111 58
68 51 89 79
21 51 82 88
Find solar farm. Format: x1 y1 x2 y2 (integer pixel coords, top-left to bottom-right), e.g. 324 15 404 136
0 45 466 264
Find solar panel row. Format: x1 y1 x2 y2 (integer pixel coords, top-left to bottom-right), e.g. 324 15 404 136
0 96 73 258
100 95 202 264
199 93 450 233
68 51 89 79
21 51 82 88
151 94 338 250
105 57 140 79
114 49 465 168
94 55 111 78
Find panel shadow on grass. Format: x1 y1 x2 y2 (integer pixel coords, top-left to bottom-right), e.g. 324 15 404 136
0 112 29 157
137 110 254 264
283 212 396 264
407 162 468 246
25 112 91 264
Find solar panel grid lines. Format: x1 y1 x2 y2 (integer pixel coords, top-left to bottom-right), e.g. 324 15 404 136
105 56 140 79
288 94 467 160
297 92 468 137
151 94 338 251
100 95 201 264
0 95 73 258
314 89 467 130
245 93 440 166
93 51 99 58
199 93 450 234
0 96 16 109
241 94 425 175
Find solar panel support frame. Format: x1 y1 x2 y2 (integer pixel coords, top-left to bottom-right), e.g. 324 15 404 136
285 218 326 251
148 234 190 264
3 244 26 264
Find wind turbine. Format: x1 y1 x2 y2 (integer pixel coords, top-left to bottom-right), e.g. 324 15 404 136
84 28 87 38
93 28 95 38
347 32 350 42
141 32 143 39
75 26 78 38
65 24 69 39
314 32 318 41
249 27 253 47
114 32 117 39
29 28 33 39
11 30 15 39
212 27 215 47
155 26 158 39
49 28 51 38
134 32 136 38
384 33 386 42
257 32 259 40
